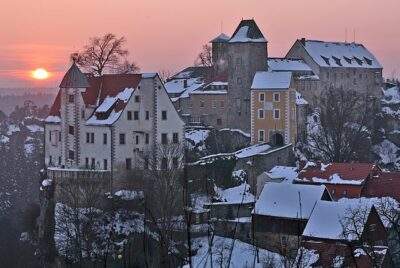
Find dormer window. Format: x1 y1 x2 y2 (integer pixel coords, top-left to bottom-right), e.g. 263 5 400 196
354 56 363 65
321 55 330 65
344 56 352 64
364 57 372 65
332 56 342 66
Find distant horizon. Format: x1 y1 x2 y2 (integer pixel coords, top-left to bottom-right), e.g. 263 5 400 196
1 0 399 88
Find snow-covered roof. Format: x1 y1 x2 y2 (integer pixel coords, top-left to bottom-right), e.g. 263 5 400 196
229 20 267 43
296 91 308 105
212 183 255 205
382 86 400 105
268 58 312 72
211 33 230 43
141 73 157 78
45 115 61 123
190 90 227 95
265 166 298 183
301 40 382 69
251 71 292 90
303 199 374 240
253 183 329 219
164 78 205 95
86 88 135 126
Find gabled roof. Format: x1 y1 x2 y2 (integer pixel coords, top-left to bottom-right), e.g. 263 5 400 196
268 58 312 72
229 19 267 43
264 166 298 183
59 62 90 88
296 161 380 185
361 171 400 201
302 199 375 240
299 39 382 69
251 71 292 90
211 33 230 43
253 183 330 219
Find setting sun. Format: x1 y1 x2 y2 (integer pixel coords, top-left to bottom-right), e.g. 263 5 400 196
32 68 49 79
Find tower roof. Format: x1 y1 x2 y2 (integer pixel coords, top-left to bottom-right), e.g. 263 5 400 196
229 19 267 43
210 33 230 43
59 62 90 88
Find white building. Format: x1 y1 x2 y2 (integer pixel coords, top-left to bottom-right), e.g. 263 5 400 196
44 62 185 191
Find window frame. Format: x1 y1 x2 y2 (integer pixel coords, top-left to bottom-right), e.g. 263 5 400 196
273 92 280 102
259 92 265 102
273 109 280 120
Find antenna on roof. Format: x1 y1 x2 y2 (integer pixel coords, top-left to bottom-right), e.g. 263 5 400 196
345 28 347 43
353 28 356 43
221 21 223 33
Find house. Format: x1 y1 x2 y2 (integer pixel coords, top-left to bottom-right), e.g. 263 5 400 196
250 71 297 145
295 161 381 200
252 183 331 253
286 38 383 107
256 165 298 196
361 171 400 201
44 62 185 195
302 199 391 267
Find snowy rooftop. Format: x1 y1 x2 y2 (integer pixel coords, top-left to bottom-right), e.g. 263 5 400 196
382 86 400 105
229 20 267 43
211 183 255 205
251 71 292 90
265 166 298 183
302 40 382 69
303 199 374 240
268 58 312 72
253 183 329 219
164 77 204 94
211 33 230 43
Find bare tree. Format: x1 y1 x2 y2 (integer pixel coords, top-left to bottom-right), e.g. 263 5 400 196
195 44 212 67
73 33 140 76
306 88 372 162
158 69 174 82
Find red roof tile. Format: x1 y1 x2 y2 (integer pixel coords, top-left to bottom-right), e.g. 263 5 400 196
48 73 142 117
298 161 380 183
362 172 400 201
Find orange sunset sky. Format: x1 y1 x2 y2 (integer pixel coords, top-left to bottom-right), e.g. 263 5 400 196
0 0 399 88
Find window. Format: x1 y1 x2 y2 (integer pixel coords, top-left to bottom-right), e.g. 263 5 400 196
200 101 205 108
59 132 62 142
259 93 265 102
119 133 125 145
161 110 167 120
49 156 52 165
126 158 132 170
331 189 336 196
145 133 150 144
134 111 139 120
220 101 225 108
369 224 377 232
86 132 95 143
135 135 139 145
85 157 89 168
172 157 178 169
217 118 222 125
161 157 168 170
258 130 265 142
173 132 179 143
49 130 52 142
144 157 149 170
127 111 132 120
145 111 150 120
81 110 85 119
161 133 168 144
103 133 107 144
135 95 140 102
69 125 74 135
58 157 61 165
68 94 74 103
68 150 74 160
273 109 280 119
258 109 265 119
212 100 217 108
281 236 287 245
103 159 108 170
273 93 280 102
91 158 95 169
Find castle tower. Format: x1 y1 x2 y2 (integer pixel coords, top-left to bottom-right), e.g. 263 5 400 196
59 62 90 168
211 33 230 76
226 19 268 132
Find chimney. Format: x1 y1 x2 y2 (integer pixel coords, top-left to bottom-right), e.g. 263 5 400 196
300 38 306 46
183 79 188 88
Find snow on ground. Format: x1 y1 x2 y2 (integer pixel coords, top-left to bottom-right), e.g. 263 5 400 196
0 135 9 144
266 166 298 183
219 128 250 138
213 183 255 204
372 139 399 167
187 236 282 268
114 190 144 200
6 124 20 135
382 86 400 105
231 169 246 183
26 124 44 133
185 128 210 152
24 143 34 155
235 143 271 158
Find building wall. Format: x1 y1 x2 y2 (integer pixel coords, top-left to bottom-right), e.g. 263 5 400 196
226 42 267 132
250 88 297 145
188 93 229 129
44 123 62 166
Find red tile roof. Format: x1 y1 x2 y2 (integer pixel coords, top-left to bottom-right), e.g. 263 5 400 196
48 73 142 117
298 161 380 183
362 172 400 201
